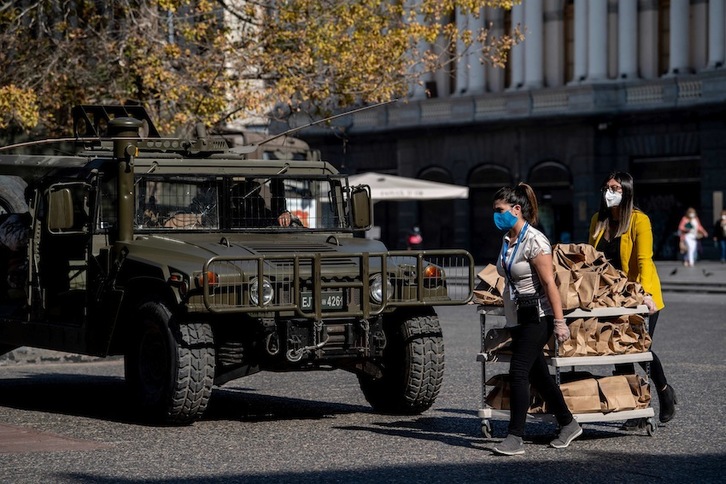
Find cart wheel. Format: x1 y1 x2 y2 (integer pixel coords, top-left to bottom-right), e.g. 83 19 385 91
646 418 657 437
481 419 492 439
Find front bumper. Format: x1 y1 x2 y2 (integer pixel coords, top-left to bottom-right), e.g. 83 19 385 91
189 250 474 320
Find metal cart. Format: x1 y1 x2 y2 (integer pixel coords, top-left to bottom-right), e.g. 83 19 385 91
477 305 657 438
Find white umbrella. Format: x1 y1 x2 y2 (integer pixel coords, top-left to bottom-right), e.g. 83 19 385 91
348 172 469 201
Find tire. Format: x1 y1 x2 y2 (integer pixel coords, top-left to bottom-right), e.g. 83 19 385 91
124 301 216 424
358 309 445 414
0 176 28 214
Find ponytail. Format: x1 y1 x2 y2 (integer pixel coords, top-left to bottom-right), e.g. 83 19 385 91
493 182 539 225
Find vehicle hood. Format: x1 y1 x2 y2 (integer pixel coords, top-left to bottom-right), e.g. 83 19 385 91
121 232 390 276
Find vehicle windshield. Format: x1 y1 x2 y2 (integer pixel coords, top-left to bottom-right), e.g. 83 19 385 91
134 175 345 231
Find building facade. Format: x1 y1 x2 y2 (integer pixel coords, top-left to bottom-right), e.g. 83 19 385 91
300 0 726 263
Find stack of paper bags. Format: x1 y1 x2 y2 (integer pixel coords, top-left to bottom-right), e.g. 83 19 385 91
473 243 648 311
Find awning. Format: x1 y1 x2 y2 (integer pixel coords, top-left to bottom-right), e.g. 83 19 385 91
348 172 469 201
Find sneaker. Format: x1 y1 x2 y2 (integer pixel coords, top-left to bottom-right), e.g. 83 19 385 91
620 418 646 431
550 420 582 449
492 434 524 456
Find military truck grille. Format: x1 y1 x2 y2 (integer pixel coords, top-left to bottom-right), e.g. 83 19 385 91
198 251 474 320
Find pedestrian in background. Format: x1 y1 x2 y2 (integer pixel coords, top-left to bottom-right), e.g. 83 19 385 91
713 210 726 263
588 172 676 426
678 207 708 267
491 183 581 456
407 226 423 250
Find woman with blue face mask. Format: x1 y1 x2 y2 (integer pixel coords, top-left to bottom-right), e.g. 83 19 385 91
588 172 676 428
491 183 581 456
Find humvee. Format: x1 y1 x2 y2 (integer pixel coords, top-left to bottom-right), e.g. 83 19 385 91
0 105 474 423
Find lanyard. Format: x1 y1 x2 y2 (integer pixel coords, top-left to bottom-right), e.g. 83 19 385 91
501 222 529 292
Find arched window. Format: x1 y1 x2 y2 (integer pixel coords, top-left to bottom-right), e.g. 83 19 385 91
468 164 513 263
527 161 573 243
418 167 458 250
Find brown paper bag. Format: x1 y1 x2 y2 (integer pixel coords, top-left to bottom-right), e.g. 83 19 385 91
485 375 510 410
598 376 637 412
624 374 652 409
582 318 599 355
484 328 512 353
559 318 584 357
595 322 614 355
477 264 505 295
559 377 602 413
554 270 578 310
575 272 600 309
485 374 543 412
474 264 505 305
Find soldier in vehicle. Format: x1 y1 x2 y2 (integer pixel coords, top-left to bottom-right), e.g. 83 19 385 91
230 178 291 228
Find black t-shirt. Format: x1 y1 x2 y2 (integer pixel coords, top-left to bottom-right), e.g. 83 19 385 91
596 235 622 270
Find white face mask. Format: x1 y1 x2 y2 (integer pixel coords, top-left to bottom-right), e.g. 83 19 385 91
605 191 622 208
722 215 726 220
688 213 695 218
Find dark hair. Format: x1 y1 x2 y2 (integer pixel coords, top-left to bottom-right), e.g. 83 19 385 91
595 171 635 238
493 182 539 225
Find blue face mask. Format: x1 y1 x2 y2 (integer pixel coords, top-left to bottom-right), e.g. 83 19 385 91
494 210 518 231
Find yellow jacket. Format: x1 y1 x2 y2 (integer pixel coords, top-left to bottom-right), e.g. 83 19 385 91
589 209 665 310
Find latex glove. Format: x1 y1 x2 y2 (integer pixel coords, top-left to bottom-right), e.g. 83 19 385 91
553 319 570 343
643 295 657 315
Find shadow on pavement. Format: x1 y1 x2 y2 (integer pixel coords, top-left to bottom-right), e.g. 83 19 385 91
59 451 726 483
0 372 370 425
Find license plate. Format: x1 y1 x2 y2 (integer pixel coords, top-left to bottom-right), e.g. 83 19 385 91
300 291 344 310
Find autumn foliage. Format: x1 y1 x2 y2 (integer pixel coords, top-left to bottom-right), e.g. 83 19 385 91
0 0 520 138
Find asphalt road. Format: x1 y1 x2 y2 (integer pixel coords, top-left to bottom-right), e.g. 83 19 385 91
0 292 724 483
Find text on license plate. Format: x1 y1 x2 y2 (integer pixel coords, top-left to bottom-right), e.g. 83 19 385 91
300 291 344 310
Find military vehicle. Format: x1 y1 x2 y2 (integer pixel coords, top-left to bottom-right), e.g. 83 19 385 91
0 105 474 423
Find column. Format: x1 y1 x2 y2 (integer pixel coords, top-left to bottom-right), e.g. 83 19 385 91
523 0 544 89
618 0 638 79
455 8 469 94
485 7 505 92
587 0 608 80
509 2 525 89
468 10 486 93
543 0 564 87
433 25 451 97
708 0 725 68
668 0 690 74
607 0 618 78
638 0 658 78
690 0 707 70
407 1 431 98
572 0 588 83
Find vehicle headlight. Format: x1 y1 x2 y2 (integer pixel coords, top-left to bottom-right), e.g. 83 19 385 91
250 277 274 306
370 273 393 304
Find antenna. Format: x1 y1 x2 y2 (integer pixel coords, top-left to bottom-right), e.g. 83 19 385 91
258 99 398 147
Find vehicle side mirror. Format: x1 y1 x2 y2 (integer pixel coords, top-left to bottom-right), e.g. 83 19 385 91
349 185 372 230
47 188 75 232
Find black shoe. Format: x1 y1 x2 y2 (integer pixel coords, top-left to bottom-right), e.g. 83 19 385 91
658 384 677 423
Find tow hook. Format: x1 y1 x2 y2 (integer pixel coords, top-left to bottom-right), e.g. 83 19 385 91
286 321 329 362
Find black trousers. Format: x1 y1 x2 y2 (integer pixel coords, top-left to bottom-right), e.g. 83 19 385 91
614 311 667 391
508 316 573 437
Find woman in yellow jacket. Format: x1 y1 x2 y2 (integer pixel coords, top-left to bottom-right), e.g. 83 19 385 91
589 172 676 426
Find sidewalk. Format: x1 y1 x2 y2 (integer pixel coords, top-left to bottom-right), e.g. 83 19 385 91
655 259 726 293
471 259 726 294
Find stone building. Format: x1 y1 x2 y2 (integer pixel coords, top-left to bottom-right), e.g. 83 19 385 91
300 0 726 264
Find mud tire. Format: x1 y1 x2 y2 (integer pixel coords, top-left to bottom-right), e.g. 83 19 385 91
358 308 444 414
124 301 216 424
0 176 28 214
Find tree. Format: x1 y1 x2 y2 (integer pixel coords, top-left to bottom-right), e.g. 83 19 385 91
0 0 521 138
